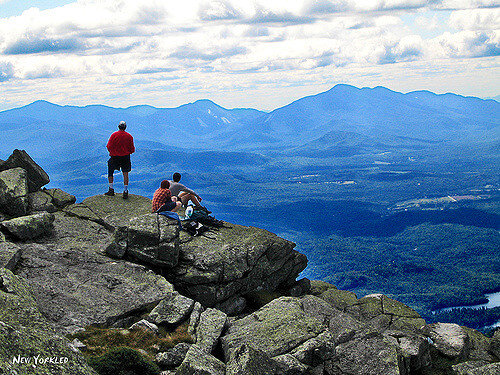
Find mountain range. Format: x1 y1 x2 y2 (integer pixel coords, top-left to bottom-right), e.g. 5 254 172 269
1 84 498 163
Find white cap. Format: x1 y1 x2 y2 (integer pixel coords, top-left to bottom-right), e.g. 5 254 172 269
119 121 126 126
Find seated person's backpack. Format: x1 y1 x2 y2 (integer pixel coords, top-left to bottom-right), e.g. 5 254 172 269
189 208 224 228
183 221 210 236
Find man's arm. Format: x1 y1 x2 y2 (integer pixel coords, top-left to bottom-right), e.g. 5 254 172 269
178 183 197 196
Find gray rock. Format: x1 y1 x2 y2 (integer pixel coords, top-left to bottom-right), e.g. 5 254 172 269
273 354 310 374
0 231 4 242
28 190 57 213
0 269 97 375
327 332 404 375
130 319 159 334
387 331 431 372
455 362 500 375
69 338 87 352
155 342 191 368
421 323 470 359
319 286 358 311
462 326 495 362
289 330 336 366
172 224 307 307
0 242 22 270
14 212 175 333
0 167 28 217
226 344 281 375
149 292 195 325
44 188 76 208
87 194 306 309
105 226 128 258
0 149 50 192
216 296 246 315
196 308 227 353
176 344 226 375
451 360 491 375
187 302 203 340
221 296 326 360
347 293 425 333
1 212 54 240
106 213 180 268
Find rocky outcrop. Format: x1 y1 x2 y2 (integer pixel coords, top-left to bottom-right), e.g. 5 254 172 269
15 212 175 333
0 149 50 192
1 150 497 375
97 195 308 313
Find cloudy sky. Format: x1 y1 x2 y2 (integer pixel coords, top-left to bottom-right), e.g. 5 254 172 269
0 0 498 111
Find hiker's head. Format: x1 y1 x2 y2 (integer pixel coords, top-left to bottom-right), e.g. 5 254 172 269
118 121 126 130
173 172 181 182
160 180 170 189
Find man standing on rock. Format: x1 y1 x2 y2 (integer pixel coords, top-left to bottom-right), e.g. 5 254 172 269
105 121 135 199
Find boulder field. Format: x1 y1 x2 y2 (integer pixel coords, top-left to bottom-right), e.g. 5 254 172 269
0 150 498 375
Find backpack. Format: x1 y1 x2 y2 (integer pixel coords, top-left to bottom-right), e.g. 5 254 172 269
190 208 225 228
183 221 210 236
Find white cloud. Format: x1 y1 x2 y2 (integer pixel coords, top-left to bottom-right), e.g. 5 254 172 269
449 8 500 30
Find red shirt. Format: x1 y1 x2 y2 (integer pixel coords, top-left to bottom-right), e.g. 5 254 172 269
107 130 135 156
152 188 172 212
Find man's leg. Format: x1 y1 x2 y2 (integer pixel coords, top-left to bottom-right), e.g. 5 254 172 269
123 172 129 190
105 159 115 196
122 172 129 199
172 202 182 212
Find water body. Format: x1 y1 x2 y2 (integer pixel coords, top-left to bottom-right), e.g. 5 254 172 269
435 291 500 329
438 292 500 312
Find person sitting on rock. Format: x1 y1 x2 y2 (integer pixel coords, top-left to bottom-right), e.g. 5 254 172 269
152 180 181 213
168 172 210 213
105 121 135 199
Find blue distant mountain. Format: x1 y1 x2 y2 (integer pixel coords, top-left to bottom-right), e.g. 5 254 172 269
0 84 498 162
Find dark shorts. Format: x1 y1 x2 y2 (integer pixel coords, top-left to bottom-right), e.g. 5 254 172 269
157 201 177 212
108 155 131 177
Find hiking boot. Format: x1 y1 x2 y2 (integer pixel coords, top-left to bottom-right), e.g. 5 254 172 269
122 191 128 199
104 188 115 196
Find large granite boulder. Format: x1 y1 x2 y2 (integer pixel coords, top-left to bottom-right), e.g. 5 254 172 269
0 149 50 192
0 167 28 217
176 344 226 375
44 188 76 208
172 224 307 310
107 213 180 268
326 331 405 375
226 344 281 375
421 323 470 359
221 296 326 360
1 212 54 240
0 268 96 375
14 212 175 333
148 292 195 325
28 190 58 213
196 308 228 353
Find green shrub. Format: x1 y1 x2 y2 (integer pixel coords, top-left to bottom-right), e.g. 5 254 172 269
88 347 160 375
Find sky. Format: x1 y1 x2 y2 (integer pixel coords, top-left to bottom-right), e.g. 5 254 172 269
0 0 498 111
